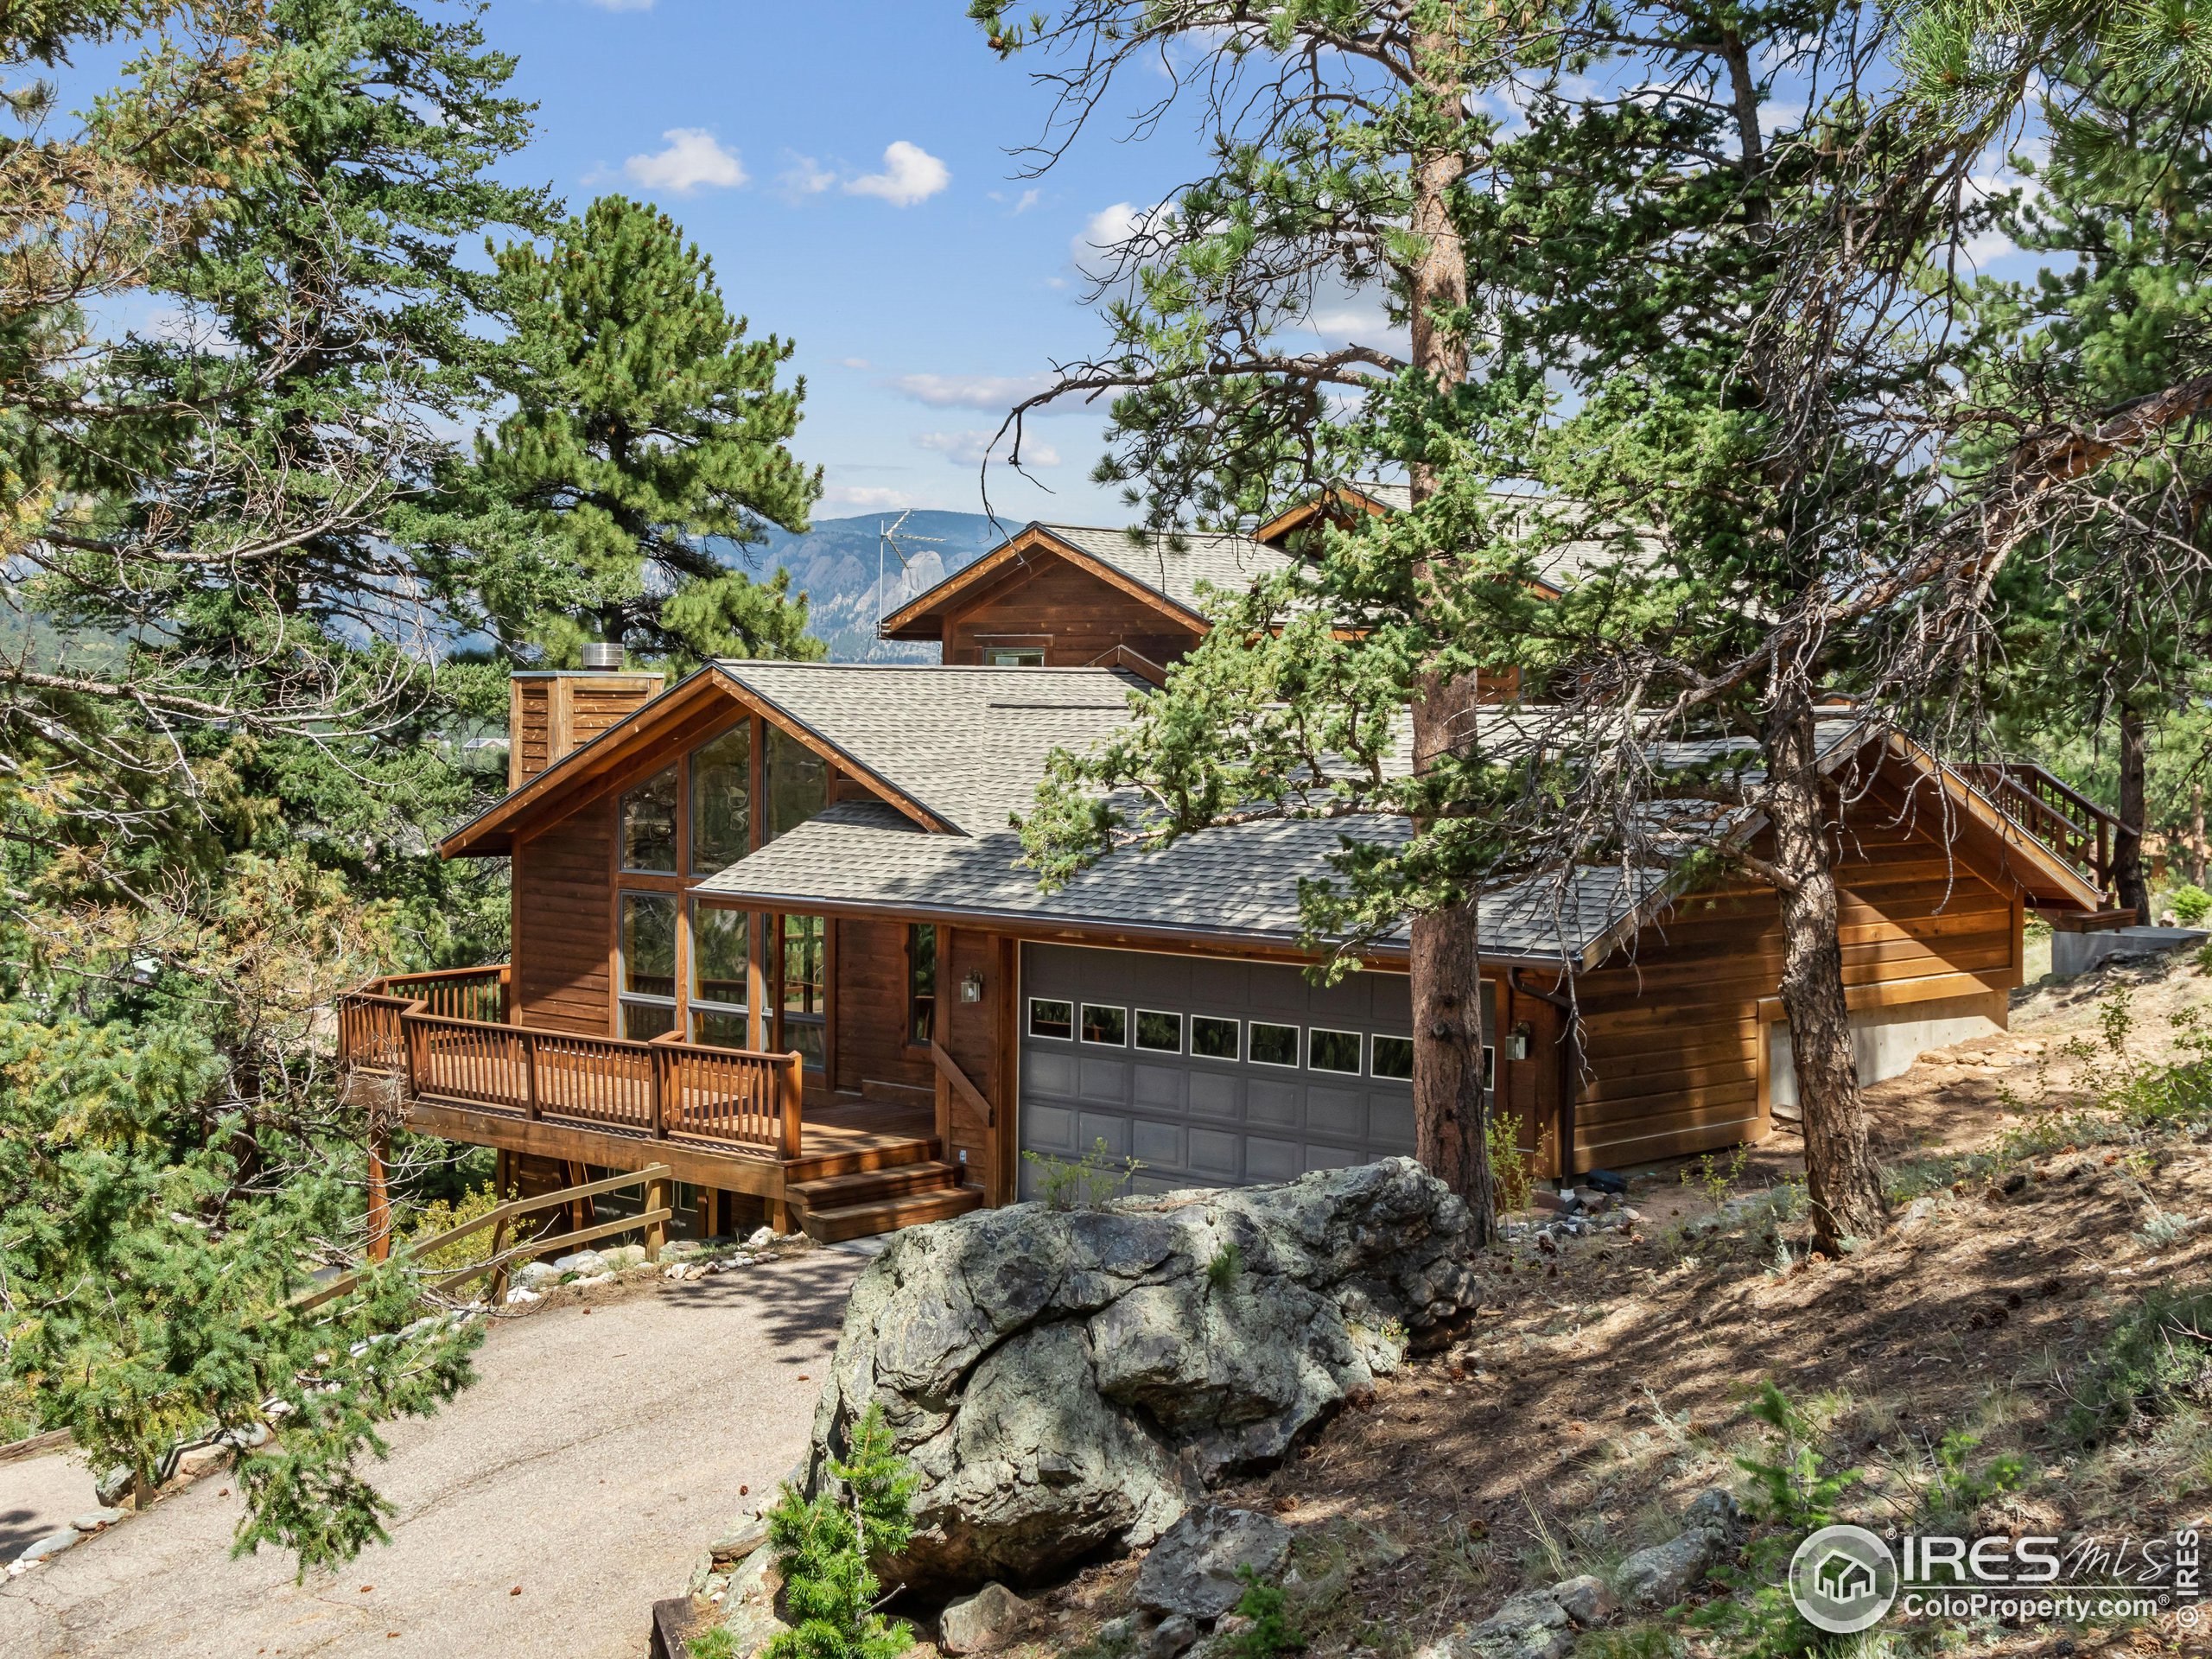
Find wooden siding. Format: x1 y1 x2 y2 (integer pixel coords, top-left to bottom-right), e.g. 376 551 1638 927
833 918 933 1096
507 672 664 788
943 556 1201 669
1569 804 2020 1171
513 796 616 1035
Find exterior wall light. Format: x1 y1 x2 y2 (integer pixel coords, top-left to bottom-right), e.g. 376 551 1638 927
959 971 985 1003
1508 1023 1533 1062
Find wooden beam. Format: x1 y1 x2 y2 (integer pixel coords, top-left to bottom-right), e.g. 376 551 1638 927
402 1099 786 1197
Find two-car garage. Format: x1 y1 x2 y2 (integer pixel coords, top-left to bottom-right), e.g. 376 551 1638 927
1016 943 1492 1198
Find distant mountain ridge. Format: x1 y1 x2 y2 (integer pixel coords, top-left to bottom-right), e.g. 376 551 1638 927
724 511 1011 662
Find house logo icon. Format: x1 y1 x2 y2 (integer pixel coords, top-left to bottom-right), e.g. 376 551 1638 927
1789 1525 1897 1633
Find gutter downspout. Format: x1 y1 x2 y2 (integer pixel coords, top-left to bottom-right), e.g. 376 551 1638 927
1509 967 1580 1188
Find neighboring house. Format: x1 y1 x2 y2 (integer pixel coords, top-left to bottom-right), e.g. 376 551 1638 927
339 493 2112 1243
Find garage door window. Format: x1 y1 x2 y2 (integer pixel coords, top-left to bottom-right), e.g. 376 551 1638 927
1135 1010 1182 1052
1372 1034 1414 1079
1080 1004 1127 1046
1308 1028 1362 1074
1029 998 1073 1039
1249 1021 1299 1067
1192 1015 1239 1060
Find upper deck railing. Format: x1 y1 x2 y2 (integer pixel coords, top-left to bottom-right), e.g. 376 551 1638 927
1955 761 2120 902
336 966 802 1160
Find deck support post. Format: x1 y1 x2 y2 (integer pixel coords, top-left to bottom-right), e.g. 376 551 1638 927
779 1052 804 1161
365 1109 392 1263
644 1174 670 1261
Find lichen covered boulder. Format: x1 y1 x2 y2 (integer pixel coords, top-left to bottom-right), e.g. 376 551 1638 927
803 1157 1482 1591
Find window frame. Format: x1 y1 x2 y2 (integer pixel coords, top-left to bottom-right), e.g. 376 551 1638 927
688 899 750 1048
1134 1008 1184 1054
1370 1033 1414 1081
616 889 680 1039
1247 1020 1302 1070
983 645 1046 667
1027 997 1074 1040
906 923 937 1049
775 911 829 1072
686 724 753 876
617 766 680 875
1078 1003 1128 1047
1189 1014 1241 1062
1306 1027 1363 1076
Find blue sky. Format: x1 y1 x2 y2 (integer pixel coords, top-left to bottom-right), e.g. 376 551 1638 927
484 0 1207 526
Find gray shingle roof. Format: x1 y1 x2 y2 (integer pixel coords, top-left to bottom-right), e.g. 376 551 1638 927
690 798 1670 963
1033 524 1297 616
713 660 1146 835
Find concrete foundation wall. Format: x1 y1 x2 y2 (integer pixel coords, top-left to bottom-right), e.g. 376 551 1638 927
2051 927 2209 977
1769 991 2006 1111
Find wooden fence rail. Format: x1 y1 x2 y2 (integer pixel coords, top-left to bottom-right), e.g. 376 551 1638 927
1958 761 2119 898
292 1164 677 1314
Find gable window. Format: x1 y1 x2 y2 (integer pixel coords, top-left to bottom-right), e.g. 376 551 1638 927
907 924 937 1046
765 725 829 844
690 902 749 1048
689 725 751 874
618 892 677 1040
619 767 678 873
984 646 1046 667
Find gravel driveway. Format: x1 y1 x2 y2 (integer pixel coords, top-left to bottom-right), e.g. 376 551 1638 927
0 1249 862 1659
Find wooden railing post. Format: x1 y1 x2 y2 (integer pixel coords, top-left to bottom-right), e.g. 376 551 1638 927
644 1173 670 1262
522 1028 541 1122
404 1011 429 1098
780 1052 804 1160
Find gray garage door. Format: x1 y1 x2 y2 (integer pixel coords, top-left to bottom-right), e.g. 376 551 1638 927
1018 944 1491 1198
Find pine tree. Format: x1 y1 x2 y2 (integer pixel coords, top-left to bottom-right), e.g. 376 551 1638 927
456 194 825 667
762 1403 917 1659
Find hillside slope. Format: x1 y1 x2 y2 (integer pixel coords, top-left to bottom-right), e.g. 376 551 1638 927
728 511 1009 662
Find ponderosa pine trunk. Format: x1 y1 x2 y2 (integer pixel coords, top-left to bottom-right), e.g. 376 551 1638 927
1764 694 1887 1250
1403 34 1495 1238
2115 700 2150 923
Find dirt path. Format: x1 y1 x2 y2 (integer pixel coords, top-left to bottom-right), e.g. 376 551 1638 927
0 1249 862 1659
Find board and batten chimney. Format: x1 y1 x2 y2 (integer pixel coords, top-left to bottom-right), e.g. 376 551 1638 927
507 655 665 788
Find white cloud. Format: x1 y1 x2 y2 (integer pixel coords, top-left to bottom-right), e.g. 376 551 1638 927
778 151 835 201
844 141 950 207
623 129 746 194
916 429 1059 467
989 187 1042 215
889 372 1056 410
823 485 917 512
1071 201 1141 272
836 356 872 370
586 0 654 10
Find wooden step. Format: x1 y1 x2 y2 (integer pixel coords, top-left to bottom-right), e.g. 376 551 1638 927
789 1160 966 1216
800 1184 985 1244
782 1136 940 1185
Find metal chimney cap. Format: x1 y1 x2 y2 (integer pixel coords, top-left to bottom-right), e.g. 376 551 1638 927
580 641 624 670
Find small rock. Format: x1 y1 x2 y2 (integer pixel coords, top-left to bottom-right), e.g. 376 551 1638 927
571 1271 616 1287
503 1286 541 1306
13 1529 81 1566
709 1515 771 1565
1551 1573 1613 1625
1135 1506 1293 1621
92 1466 135 1508
70 1508 127 1534
1141 1613 1200 1659
1097 1615 1135 1652
601 1244 646 1270
660 1239 704 1262
663 1263 688 1281
939 1581 1032 1654
1461 1590 1572 1659
747 1226 775 1249
1614 1490 1734 1610
552 1249 606 1275
2000 1171 2028 1196
174 1443 230 1480
515 1261 562 1288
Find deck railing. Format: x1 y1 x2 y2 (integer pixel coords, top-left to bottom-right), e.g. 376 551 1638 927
1957 761 2118 899
339 966 802 1159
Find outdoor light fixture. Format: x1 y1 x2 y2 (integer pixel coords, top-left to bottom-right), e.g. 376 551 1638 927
959 971 985 1003
1508 1023 1533 1062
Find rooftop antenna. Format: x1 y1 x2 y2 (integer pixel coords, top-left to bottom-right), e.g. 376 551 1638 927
875 509 945 633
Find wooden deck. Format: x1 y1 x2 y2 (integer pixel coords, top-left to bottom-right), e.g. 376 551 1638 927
340 967 976 1238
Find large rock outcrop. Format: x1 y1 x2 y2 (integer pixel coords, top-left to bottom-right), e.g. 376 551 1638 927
803 1157 1482 1592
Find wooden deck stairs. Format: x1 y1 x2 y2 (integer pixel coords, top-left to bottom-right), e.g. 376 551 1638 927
785 1139 984 1243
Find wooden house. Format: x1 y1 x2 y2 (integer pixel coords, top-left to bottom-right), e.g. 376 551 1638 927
339 503 2113 1243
